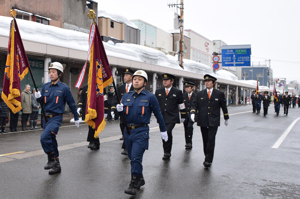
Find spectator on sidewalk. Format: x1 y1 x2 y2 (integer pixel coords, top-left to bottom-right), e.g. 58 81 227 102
21 84 32 131
30 89 40 130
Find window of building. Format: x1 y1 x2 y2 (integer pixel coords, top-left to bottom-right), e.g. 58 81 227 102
110 21 114 28
16 13 30 20
35 16 49 25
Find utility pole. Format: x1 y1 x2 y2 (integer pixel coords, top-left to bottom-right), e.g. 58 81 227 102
168 0 184 69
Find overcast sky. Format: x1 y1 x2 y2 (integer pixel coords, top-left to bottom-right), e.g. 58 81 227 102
96 0 300 83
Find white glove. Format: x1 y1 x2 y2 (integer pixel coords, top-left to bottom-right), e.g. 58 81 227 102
75 120 80 128
116 103 124 112
161 131 168 142
180 118 185 123
35 91 41 98
190 114 195 122
111 111 115 118
77 108 81 115
224 119 228 126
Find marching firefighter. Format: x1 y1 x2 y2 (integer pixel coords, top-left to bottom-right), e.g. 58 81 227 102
35 62 80 175
182 81 195 149
262 91 271 116
116 70 167 196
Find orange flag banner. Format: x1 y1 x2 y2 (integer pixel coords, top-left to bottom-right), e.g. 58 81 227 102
2 18 29 113
85 23 113 138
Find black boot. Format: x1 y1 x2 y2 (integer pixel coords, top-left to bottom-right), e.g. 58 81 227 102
125 176 139 195
30 120 34 130
44 153 55 170
22 121 26 131
2 127 8 134
136 174 145 190
49 159 61 175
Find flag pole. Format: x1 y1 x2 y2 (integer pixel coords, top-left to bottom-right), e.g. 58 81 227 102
87 10 129 134
10 9 48 122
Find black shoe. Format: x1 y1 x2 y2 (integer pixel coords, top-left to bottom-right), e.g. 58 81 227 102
276 112 279 116
90 144 100 150
162 153 171 160
120 136 124 140
49 159 61 175
14 128 18 132
125 176 138 195
87 142 93 148
121 149 128 155
10 129 14 132
203 161 211 168
136 176 145 190
44 153 55 170
185 143 192 150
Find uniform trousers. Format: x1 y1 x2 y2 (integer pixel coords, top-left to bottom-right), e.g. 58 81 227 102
284 105 289 115
120 118 126 149
200 126 218 163
124 126 149 177
256 102 261 112
9 110 19 131
252 103 256 113
162 123 176 155
263 106 268 116
87 125 100 145
274 103 280 113
40 115 62 158
183 121 193 144
0 117 7 128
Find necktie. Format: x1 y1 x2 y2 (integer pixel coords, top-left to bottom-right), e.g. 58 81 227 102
189 94 191 100
166 89 169 96
208 90 211 99
126 84 129 93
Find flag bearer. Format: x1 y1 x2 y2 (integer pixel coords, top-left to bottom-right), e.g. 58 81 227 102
274 92 281 116
35 62 80 175
116 70 167 196
282 91 291 115
255 91 263 114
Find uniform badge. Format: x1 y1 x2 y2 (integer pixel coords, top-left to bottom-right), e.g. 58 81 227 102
201 98 203 100
127 99 131 101
215 98 219 101
158 94 161 96
173 94 176 97
45 90 48 92
140 100 148 102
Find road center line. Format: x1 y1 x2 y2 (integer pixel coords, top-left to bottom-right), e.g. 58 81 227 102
0 151 25 157
272 117 300 149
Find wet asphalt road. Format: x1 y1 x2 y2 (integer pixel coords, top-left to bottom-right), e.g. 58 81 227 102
1 105 300 199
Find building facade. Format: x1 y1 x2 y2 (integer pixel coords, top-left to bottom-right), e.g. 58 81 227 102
242 66 273 87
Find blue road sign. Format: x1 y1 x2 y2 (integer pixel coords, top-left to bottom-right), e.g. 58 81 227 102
213 63 220 70
222 46 251 67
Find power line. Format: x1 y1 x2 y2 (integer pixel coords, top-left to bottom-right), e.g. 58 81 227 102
252 56 300 64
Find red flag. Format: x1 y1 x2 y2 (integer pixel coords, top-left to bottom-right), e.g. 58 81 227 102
85 23 113 138
273 82 277 98
2 18 30 113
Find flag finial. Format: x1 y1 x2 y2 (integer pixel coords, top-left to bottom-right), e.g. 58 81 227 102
10 9 17 18
87 9 96 24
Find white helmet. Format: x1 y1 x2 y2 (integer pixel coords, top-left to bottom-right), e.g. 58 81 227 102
49 62 64 73
133 70 148 82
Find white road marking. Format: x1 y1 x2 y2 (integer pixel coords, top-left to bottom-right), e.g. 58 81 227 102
272 117 300 149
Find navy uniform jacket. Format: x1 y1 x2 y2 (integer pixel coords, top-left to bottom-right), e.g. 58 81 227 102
262 95 271 107
182 92 195 123
113 84 134 106
255 95 263 103
191 89 229 127
155 87 184 124
78 85 88 120
274 96 282 105
122 90 166 132
41 81 78 120
282 95 291 106
251 94 256 104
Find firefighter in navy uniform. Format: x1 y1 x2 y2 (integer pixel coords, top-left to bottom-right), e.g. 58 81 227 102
113 68 135 155
273 92 281 116
255 91 263 114
292 95 296 108
182 81 195 150
35 62 79 175
155 73 185 160
116 70 167 196
190 74 229 168
262 91 271 116
250 90 256 113
282 91 291 115
77 85 100 150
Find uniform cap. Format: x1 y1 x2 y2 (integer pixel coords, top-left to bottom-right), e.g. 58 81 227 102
124 68 134 75
183 81 195 87
49 62 63 73
204 74 217 82
162 73 175 80
264 91 268 94
133 70 148 81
